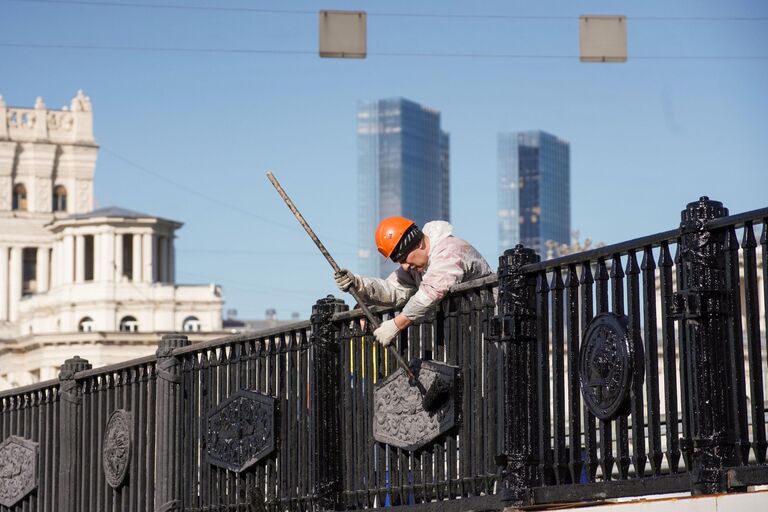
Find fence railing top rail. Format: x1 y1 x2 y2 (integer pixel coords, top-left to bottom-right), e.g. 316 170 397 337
332 273 499 323
172 319 312 356
705 206 768 230
521 228 680 274
0 378 59 399
75 353 157 380
521 205 768 274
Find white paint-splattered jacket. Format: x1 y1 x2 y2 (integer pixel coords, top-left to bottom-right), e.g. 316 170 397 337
357 221 492 323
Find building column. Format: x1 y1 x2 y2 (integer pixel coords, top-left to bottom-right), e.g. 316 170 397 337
54 239 63 287
63 235 75 284
168 235 175 284
48 247 53 289
49 240 60 288
115 233 123 281
159 236 169 283
0 246 8 321
75 235 85 282
37 246 50 293
8 246 23 322
93 233 101 281
102 231 115 282
59 238 67 285
132 233 142 282
142 233 154 283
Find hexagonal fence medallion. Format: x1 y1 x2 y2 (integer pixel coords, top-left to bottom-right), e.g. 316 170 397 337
373 360 460 451
206 390 276 472
103 409 132 488
0 435 38 507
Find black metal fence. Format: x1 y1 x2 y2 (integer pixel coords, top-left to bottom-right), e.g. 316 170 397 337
0 197 766 512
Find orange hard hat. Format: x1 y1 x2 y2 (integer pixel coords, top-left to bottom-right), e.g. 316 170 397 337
375 216 423 261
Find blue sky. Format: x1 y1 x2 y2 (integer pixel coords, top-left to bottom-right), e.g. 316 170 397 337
2 0 766 320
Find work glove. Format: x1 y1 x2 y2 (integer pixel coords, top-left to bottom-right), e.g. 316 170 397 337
374 319 400 347
334 268 358 293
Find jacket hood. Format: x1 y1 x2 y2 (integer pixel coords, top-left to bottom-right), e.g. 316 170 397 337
423 221 454 255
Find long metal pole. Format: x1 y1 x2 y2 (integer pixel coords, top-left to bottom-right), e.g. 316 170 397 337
266 171 415 380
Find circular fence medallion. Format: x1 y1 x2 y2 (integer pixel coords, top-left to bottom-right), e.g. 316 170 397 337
103 409 132 488
579 313 639 420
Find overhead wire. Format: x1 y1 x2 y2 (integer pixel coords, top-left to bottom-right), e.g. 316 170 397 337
177 271 327 300
4 0 766 60
2 42 766 61
100 147 358 247
179 248 355 256
6 0 768 21
0 42 315 56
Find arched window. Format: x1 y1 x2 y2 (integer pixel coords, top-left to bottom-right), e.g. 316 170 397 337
78 316 95 333
53 185 67 212
119 315 139 333
12 183 27 211
182 316 201 332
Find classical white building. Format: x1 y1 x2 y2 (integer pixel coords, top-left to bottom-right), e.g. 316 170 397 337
0 91 224 390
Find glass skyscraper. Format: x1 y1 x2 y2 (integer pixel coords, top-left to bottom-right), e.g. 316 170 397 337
357 98 450 277
498 130 570 257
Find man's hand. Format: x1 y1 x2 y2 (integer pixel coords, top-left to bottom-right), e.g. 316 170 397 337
374 319 401 347
334 268 357 293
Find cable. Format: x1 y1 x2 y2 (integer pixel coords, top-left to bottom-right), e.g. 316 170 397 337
177 271 326 299
2 42 767 60
100 147 358 247
7 0 768 21
7 0 316 14
0 42 314 56
179 249 356 256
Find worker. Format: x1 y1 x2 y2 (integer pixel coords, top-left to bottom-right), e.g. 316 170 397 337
335 216 492 347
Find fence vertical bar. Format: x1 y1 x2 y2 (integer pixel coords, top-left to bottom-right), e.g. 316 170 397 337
459 295 472 497
594 258 614 481
626 249 647 478
641 246 663 476
580 262 598 482
610 253 631 480
675 243 693 472
536 270 553 486
57 356 91 512
154 333 190 511
551 267 567 484
496 245 540 505
446 296 460 498
658 242 681 474
742 222 766 464
672 197 735 494
565 264 583 484
309 295 348 510
724 226 750 466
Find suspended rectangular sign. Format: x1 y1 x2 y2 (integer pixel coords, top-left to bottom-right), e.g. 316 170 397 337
580 15 627 63
319 10 367 59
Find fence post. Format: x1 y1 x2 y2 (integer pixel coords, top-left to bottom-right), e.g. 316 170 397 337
494 244 540 504
57 355 92 512
309 295 348 510
154 334 189 511
672 196 736 495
